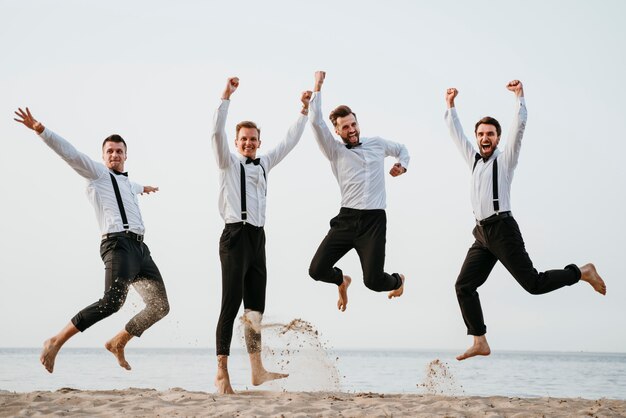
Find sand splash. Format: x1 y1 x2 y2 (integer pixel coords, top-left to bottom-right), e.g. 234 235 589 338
237 314 341 391
417 359 464 396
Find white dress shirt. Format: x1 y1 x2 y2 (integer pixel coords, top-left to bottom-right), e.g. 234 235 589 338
211 99 307 227
309 92 410 210
39 128 146 235
445 97 528 221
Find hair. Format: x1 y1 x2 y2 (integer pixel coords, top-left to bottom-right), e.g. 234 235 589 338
236 121 261 139
102 134 127 150
329 105 357 127
474 116 501 137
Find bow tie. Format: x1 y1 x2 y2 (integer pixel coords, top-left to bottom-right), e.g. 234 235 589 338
475 153 489 163
112 169 128 176
246 157 261 165
345 142 362 149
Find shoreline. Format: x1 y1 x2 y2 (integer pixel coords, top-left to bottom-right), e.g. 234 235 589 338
1 388 625 417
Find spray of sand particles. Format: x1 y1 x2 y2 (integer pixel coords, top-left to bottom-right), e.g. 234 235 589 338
416 359 464 396
237 313 341 391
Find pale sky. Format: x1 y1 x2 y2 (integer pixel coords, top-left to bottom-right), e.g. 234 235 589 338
1 0 625 353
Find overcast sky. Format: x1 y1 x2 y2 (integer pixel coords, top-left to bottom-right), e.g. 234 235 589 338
1 0 625 354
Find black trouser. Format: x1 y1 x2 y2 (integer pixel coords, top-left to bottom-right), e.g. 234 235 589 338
71 235 170 337
456 216 580 336
216 222 267 356
309 207 402 291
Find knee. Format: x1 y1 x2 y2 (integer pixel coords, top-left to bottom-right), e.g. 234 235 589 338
522 283 542 295
363 274 383 292
152 298 170 320
308 261 325 281
100 296 124 316
455 280 472 298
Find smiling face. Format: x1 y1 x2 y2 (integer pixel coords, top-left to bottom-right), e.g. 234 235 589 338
475 123 500 158
474 116 502 159
235 126 261 159
334 113 360 146
102 140 127 172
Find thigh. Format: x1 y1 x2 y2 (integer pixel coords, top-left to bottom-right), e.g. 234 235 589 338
100 237 138 291
311 213 355 268
488 218 536 279
243 230 267 313
354 211 387 274
136 242 166 285
218 225 249 309
456 238 498 289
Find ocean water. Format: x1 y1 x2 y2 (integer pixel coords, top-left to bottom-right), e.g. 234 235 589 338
1 347 625 400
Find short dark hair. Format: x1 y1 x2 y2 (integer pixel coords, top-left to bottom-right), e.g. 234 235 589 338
236 121 261 139
102 134 127 150
329 105 357 127
474 117 501 137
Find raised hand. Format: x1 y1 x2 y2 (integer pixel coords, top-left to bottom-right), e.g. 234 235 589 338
301 90 312 115
445 88 458 109
314 71 326 92
14 107 45 134
506 80 524 97
222 77 240 100
389 162 406 177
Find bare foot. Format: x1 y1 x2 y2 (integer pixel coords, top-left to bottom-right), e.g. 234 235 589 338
105 331 133 371
215 374 235 394
579 263 606 295
337 275 351 312
388 274 405 299
457 335 491 361
215 356 235 394
40 338 61 373
251 369 289 386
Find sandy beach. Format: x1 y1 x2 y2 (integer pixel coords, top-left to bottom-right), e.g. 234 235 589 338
1 388 625 417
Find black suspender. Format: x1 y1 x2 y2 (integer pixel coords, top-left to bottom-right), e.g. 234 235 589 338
109 173 130 230
240 163 247 222
473 153 499 213
239 162 267 224
492 158 499 213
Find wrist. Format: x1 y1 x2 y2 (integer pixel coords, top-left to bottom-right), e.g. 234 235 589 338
300 105 309 116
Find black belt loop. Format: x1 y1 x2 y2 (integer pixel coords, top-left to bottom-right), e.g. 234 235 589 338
109 173 129 230
240 163 247 224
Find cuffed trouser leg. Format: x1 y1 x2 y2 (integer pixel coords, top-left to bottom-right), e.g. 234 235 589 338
216 223 266 356
455 238 498 336
308 211 354 286
354 210 402 292
72 237 169 336
455 217 581 337
489 218 580 294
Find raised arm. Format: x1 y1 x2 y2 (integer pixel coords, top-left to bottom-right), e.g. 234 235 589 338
310 71 340 161
443 88 477 169
14 107 105 179
211 77 239 169
502 80 527 169
263 91 310 170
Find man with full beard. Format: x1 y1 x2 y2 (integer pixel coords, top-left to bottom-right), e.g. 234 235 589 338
307 71 409 312
444 80 606 361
